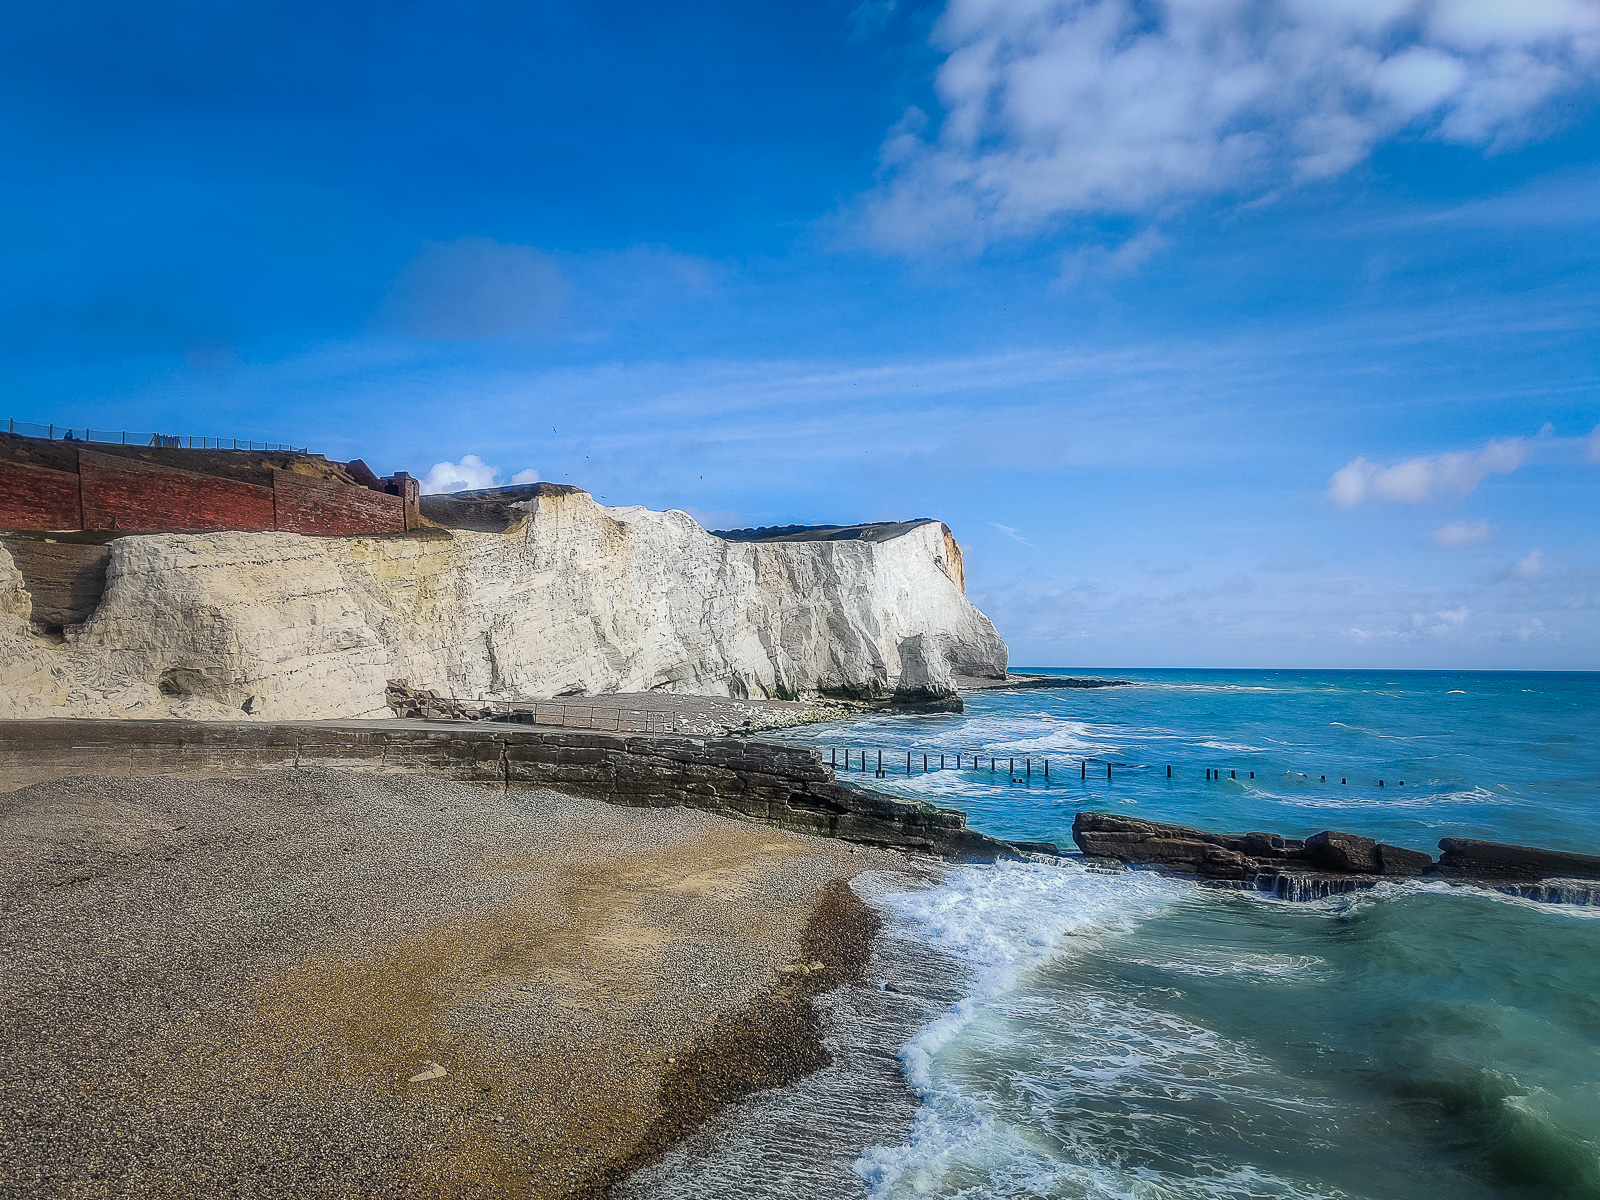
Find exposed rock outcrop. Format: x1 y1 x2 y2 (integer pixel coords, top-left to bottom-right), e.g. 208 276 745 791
1072 811 1600 905
384 680 493 722
1436 837 1600 882
0 487 1006 721
1071 811 1431 889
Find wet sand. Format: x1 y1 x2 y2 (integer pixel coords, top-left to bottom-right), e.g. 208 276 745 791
0 768 929 1198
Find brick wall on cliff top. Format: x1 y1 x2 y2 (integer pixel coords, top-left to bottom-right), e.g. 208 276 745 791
0 438 415 536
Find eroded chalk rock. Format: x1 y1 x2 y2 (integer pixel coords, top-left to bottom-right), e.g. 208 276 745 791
0 489 1006 720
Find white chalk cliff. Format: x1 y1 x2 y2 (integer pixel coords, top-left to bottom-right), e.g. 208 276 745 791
0 488 1007 720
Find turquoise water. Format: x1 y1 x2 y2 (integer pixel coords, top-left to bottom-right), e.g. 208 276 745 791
774 670 1600 1200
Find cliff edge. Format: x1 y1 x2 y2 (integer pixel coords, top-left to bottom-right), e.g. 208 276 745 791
0 487 1007 720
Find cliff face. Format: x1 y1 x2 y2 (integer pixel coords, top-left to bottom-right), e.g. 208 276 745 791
0 489 1007 720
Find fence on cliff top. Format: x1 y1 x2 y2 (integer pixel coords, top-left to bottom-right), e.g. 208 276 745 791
5 418 308 454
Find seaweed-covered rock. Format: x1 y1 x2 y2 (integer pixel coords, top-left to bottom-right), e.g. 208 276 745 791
1305 830 1380 874
1070 811 1431 893
1437 838 1600 882
1376 843 1433 876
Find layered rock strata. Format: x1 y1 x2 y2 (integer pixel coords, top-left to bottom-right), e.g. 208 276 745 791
1071 811 1600 904
0 718 1019 862
0 485 1006 721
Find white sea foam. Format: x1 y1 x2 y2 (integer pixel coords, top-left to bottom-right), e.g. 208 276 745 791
1265 784 1510 812
1144 682 1282 694
855 862 1224 1197
866 862 1186 1089
1114 950 1327 981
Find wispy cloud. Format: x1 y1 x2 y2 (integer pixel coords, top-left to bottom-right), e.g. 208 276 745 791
1432 518 1491 546
1059 228 1169 285
990 521 1033 546
1328 438 1525 507
862 0 1600 249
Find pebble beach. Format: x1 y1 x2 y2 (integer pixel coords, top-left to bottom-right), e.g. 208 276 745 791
0 767 928 1198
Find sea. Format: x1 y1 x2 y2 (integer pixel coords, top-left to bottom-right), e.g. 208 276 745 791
620 669 1600 1200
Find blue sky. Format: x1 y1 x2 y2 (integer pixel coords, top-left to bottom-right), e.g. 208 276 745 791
3 0 1598 669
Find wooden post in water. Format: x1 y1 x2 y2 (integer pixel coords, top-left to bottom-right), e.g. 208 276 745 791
907 751 912 774
877 750 883 775
923 754 928 771
1167 764 1172 778
1107 762 1112 781
1009 757 1014 774
1026 758 1031 778
1081 759 1086 779
1044 759 1049 778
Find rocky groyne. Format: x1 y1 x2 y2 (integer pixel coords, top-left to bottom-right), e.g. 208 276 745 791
1072 811 1600 904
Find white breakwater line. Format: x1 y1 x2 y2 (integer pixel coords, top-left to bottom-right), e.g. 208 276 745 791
852 860 1189 1198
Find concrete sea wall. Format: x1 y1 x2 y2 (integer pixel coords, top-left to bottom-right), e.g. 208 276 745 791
0 718 1015 860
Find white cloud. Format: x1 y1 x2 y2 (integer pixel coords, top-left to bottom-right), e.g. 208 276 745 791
1432 518 1491 546
1434 605 1469 628
1514 549 1544 577
864 0 1600 248
1328 437 1525 506
420 454 501 494
1060 227 1169 284
420 455 541 495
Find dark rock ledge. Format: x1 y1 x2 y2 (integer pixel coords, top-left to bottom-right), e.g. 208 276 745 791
1071 811 1600 905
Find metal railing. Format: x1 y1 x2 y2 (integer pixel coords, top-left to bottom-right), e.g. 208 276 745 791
417 697 680 734
5 418 307 453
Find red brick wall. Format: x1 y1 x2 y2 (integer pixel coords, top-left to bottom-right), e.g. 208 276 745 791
79 450 276 533
2 444 413 536
0 460 82 531
272 470 406 536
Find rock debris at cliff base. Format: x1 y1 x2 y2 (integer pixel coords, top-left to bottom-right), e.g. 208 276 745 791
0 768 926 1199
